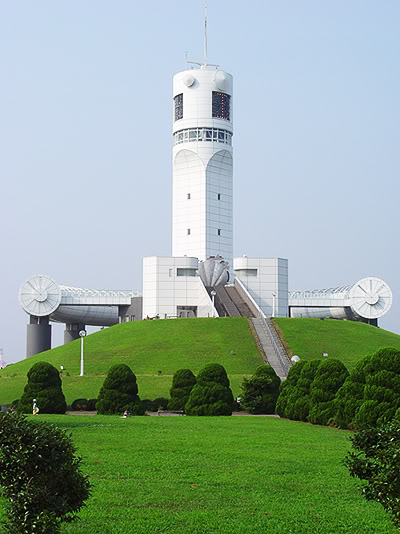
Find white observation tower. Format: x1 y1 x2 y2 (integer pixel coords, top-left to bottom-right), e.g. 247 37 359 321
172 17 233 271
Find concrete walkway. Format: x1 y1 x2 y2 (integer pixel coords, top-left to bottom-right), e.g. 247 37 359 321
251 318 289 380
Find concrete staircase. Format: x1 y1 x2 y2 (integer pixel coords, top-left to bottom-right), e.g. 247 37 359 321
225 286 254 318
251 317 290 380
215 286 241 317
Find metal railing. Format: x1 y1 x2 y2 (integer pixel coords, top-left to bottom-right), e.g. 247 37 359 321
234 278 291 376
261 316 291 376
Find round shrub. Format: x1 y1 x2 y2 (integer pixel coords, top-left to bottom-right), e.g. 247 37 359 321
276 360 306 417
284 360 321 421
308 359 349 425
96 364 141 415
334 347 400 429
168 368 196 411
87 398 97 411
197 363 230 387
0 411 91 534
154 397 169 410
240 365 281 414
71 398 89 411
18 362 66 414
185 383 234 416
185 363 233 416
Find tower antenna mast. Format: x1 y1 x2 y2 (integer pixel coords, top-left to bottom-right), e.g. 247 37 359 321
204 4 207 67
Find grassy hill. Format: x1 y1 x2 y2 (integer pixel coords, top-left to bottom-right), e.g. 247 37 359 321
2 316 400 406
0 318 262 405
274 317 400 370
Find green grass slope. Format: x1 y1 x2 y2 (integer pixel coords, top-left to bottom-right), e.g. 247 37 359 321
1 415 395 533
274 318 400 370
0 318 262 405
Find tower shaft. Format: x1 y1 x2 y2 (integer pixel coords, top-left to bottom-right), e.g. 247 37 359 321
172 67 233 270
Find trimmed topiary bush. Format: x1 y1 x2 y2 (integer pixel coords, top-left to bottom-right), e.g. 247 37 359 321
17 362 66 414
87 398 97 411
196 363 230 387
185 363 234 416
240 365 281 414
276 360 306 417
168 368 196 411
284 360 322 421
71 398 89 411
308 359 349 425
0 411 91 533
96 364 143 415
334 348 400 429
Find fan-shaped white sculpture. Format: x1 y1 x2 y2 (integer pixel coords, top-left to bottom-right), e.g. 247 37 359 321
18 275 62 317
198 256 229 288
349 277 392 320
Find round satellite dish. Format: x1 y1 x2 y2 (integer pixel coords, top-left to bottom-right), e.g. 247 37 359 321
349 277 392 319
18 275 61 317
291 355 300 363
182 72 195 87
215 70 228 91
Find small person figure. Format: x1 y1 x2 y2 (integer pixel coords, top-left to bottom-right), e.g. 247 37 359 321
32 399 39 416
123 408 130 418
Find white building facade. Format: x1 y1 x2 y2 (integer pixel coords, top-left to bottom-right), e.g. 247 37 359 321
234 257 289 318
172 67 233 272
142 256 215 319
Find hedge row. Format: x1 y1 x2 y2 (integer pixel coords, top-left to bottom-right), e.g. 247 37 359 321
277 347 400 429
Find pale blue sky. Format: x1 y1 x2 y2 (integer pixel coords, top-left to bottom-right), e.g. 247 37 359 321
1 1 399 364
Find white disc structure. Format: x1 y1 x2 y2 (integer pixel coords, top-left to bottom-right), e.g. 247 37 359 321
18 275 61 317
349 277 392 320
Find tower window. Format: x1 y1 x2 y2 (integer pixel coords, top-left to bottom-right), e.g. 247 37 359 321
217 193 221 200
187 193 191 200
217 229 221 236
212 92 231 120
187 228 191 235
174 93 183 121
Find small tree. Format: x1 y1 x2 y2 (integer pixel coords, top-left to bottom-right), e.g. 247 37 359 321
334 348 400 429
275 360 306 417
97 364 144 415
185 363 234 416
308 359 349 425
168 368 196 411
18 361 66 414
0 412 91 534
344 417 400 528
279 360 322 421
240 365 281 414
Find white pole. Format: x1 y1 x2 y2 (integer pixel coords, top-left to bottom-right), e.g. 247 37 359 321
272 292 276 318
204 4 207 67
211 290 216 318
80 336 84 376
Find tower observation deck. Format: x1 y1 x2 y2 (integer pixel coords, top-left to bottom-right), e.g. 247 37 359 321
172 66 233 272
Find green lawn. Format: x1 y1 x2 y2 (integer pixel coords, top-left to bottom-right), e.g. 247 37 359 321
0 318 262 404
1 415 395 533
274 318 400 370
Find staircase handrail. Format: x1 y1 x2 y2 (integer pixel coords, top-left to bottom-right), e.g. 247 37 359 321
262 316 291 375
234 277 264 317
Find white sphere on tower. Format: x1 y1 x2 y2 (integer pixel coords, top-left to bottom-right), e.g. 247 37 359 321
172 65 233 272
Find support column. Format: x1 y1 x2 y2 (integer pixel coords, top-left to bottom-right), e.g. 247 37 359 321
64 323 86 344
26 315 52 358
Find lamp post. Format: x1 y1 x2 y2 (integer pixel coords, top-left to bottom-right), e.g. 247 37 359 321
272 292 276 318
79 330 86 376
211 290 216 318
